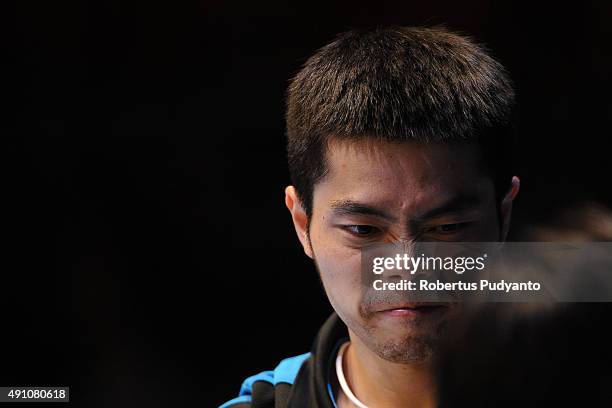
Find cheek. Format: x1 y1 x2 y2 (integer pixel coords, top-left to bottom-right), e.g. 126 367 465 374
477 208 501 240
310 226 364 316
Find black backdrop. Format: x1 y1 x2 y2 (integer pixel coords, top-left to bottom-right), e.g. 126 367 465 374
6 1 612 407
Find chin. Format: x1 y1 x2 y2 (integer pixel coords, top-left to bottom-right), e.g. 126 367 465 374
355 323 442 364
374 333 439 363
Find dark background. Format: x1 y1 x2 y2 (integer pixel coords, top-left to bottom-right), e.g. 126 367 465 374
5 1 611 407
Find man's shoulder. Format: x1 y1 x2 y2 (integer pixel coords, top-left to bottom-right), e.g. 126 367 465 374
218 352 312 408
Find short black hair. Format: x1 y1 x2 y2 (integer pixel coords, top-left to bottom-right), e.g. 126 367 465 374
286 25 516 225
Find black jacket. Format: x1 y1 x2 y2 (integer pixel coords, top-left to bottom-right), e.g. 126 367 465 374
219 312 349 408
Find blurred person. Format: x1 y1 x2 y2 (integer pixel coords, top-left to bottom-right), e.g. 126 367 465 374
436 302 612 407
519 201 612 242
435 202 612 407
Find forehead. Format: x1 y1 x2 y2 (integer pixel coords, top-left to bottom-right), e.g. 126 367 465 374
316 138 493 213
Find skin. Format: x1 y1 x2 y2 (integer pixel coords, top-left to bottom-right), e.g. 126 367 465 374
285 137 520 408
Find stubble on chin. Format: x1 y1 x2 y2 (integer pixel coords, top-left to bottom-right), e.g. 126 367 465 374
353 316 450 364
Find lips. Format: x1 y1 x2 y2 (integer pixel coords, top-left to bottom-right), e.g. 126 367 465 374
377 303 448 316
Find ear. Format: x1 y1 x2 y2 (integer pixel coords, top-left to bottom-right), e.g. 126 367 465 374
499 176 521 241
285 186 314 258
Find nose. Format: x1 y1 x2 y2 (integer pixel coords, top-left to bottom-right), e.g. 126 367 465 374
385 223 420 244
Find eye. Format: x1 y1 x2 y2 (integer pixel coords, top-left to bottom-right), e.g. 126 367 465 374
343 225 381 237
426 222 469 235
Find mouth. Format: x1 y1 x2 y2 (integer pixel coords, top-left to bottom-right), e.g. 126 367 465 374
377 303 449 317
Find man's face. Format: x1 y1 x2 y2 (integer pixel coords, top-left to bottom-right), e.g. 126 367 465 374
292 138 508 364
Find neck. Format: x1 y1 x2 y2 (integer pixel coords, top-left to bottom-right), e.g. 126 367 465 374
341 332 437 408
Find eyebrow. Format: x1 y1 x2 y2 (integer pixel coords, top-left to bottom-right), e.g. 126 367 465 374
330 200 398 222
417 192 485 221
329 192 485 223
